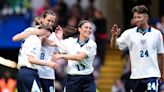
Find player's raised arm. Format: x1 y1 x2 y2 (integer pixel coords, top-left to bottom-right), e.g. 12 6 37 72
110 24 121 49
12 28 46 42
12 28 34 42
52 52 87 61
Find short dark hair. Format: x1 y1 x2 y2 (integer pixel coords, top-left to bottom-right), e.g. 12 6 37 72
132 5 149 15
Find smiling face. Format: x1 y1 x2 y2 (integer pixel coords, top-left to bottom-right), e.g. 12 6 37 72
78 21 92 40
133 12 148 28
132 5 149 29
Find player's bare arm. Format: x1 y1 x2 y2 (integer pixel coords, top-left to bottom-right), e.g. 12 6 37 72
52 52 87 61
12 28 47 42
12 29 34 41
28 55 59 69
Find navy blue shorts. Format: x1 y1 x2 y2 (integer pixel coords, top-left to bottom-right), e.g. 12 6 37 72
17 66 42 92
130 77 159 92
40 78 54 92
65 73 96 92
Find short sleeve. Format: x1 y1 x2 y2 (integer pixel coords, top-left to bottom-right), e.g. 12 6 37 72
25 36 41 58
116 30 129 50
57 37 74 53
83 41 97 57
157 31 164 53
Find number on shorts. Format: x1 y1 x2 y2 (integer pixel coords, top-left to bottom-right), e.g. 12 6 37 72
147 82 156 91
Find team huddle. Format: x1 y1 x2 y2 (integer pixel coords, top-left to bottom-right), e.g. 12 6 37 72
12 5 164 92
13 10 97 92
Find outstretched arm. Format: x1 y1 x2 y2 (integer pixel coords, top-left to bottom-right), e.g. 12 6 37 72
28 55 59 69
52 52 87 61
12 28 45 42
12 29 34 42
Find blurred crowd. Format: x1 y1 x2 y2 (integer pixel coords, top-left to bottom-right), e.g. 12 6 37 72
0 0 31 16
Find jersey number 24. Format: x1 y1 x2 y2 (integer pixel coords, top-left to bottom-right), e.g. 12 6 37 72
140 50 149 57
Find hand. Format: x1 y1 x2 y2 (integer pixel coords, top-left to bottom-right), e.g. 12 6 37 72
47 61 60 69
111 24 121 37
55 25 63 40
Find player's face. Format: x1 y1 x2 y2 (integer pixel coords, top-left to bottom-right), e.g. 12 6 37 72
79 22 92 39
133 12 148 28
42 15 56 28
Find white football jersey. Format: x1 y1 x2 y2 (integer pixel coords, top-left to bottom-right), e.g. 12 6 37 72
117 27 164 79
18 35 41 69
37 32 58 79
59 37 97 75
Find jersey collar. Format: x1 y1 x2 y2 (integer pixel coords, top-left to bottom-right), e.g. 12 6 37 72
136 27 151 35
77 38 89 47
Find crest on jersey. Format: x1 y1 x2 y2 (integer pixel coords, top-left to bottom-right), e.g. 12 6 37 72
33 48 36 51
140 38 146 45
31 47 37 55
85 46 91 50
